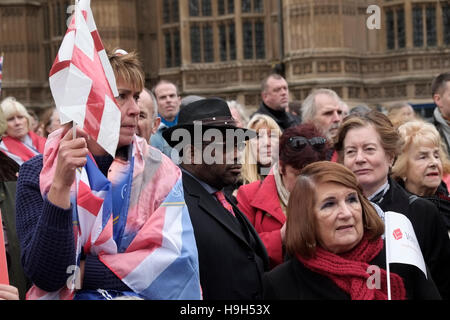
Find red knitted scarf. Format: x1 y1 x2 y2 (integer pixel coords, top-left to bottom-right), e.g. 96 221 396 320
296 235 406 300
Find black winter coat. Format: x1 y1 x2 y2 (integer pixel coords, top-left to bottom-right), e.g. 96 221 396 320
251 102 300 131
374 178 450 300
182 172 269 300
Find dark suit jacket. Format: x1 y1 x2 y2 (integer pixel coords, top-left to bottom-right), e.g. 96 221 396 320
182 172 269 300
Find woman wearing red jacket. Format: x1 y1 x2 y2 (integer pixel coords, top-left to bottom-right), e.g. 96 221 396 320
236 123 330 268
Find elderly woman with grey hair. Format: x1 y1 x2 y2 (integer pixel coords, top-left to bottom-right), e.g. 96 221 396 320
392 120 450 236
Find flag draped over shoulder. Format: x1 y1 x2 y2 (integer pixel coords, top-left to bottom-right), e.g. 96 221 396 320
48 0 120 156
26 129 201 300
0 131 46 165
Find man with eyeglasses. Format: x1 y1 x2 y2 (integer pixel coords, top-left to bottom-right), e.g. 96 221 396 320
163 97 269 300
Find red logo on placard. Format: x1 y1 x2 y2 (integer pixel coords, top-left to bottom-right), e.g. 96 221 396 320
393 228 403 240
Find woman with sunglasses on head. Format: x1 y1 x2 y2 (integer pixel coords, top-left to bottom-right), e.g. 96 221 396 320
236 123 329 268
334 110 450 299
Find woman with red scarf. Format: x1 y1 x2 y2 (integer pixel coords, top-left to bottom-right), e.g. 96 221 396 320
263 161 440 300
237 123 329 269
0 97 46 165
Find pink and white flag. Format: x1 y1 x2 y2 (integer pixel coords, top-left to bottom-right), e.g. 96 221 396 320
49 0 120 156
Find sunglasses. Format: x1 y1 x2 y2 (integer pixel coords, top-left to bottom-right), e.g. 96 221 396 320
288 136 327 151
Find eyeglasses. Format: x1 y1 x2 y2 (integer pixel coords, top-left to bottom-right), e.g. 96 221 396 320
288 136 327 151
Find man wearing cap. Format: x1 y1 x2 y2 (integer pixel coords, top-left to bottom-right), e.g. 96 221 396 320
163 97 269 300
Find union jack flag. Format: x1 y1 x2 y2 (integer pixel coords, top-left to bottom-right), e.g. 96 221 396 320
48 0 120 156
28 132 202 300
0 53 3 96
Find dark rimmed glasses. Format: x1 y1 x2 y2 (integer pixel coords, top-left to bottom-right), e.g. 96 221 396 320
288 136 327 151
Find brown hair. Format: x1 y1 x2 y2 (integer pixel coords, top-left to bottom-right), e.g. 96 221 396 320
279 123 330 171
108 49 144 93
260 73 286 92
431 72 450 97
334 110 402 163
286 161 384 258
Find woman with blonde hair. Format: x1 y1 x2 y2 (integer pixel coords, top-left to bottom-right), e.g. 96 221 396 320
224 114 281 202
0 97 46 165
240 114 281 185
392 120 450 234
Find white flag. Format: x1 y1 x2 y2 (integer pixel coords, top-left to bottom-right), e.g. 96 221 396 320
385 211 427 277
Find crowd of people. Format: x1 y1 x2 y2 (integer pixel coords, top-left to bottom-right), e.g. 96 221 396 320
1 48 450 300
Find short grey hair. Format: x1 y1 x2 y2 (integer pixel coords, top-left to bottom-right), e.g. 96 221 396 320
144 88 159 119
227 100 249 126
301 88 342 123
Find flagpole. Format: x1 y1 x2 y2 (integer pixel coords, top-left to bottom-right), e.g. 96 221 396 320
72 121 77 139
385 211 392 300
72 0 77 141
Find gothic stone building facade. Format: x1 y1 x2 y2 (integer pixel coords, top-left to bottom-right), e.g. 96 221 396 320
0 0 449 117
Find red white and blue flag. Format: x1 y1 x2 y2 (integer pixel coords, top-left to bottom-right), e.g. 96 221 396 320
28 132 201 300
48 0 120 156
27 0 202 300
0 53 3 96
0 131 46 165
